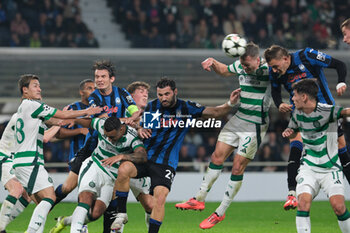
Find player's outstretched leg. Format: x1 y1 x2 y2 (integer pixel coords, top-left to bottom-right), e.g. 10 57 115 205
175 162 222 211
285 140 302 210
200 154 247 229
176 141 234 211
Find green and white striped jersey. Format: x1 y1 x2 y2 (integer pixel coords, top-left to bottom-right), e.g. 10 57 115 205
0 113 17 163
288 103 343 173
91 118 144 180
14 99 57 168
228 60 271 124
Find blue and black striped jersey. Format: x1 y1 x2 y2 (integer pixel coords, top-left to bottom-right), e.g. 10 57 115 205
143 98 205 170
65 101 90 161
85 86 136 151
88 86 135 118
269 47 335 107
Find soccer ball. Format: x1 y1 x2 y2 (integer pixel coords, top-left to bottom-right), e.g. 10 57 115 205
222 34 247 58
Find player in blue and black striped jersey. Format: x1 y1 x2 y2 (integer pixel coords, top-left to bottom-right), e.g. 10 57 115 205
264 45 350 210
108 78 241 233
49 61 139 233
51 79 95 208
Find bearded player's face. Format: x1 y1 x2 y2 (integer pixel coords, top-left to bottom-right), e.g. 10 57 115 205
157 86 177 108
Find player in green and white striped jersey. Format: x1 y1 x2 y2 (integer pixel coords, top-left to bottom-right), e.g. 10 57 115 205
0 113 31 232
175 42 272 229
60 117 147 233
15 74 102 233
282 79 350 233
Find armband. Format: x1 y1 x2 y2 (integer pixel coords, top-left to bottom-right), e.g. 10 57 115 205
127 105 139 115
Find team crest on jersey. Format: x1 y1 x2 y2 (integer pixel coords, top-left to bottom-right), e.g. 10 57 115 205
297 177 304 184
115 97 121 104
298 64 305 71
316 51 326 61
313 121 321 128
89 181 96 188
10 168 14 175
48 177 53 183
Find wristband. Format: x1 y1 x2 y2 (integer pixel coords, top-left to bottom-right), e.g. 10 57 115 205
336 82 347 91
227 100 234 107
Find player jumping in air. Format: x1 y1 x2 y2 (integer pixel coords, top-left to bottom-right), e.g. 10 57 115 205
175 42 271 229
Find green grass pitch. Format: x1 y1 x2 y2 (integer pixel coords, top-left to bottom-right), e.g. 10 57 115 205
5 201 346 233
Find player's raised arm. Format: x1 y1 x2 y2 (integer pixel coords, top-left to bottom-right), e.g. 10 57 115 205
56 127 89 139
54 106 102 119
329 58 347 96
201 57 233 77
202 88 241 119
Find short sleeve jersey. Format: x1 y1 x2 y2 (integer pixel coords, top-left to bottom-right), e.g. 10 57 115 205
88 86 135 118
269 48 335 107
143 98 205 170
14 99 57 168
228 60 271 124
65 101 90 161
0 113 17 162
90 118 144 180
288 103 342 173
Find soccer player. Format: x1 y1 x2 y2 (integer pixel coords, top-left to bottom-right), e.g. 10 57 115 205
107 78 241 233
14 74 101 233
52 79 95 208
341 18 350 45
282 79 350 233
104 81 153 233
125 81 153 229
59 117 147 233
264 45 350 210
47 60 138 232
175 42 271 229
0 113 31 232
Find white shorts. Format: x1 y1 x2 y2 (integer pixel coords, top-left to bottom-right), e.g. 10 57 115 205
0 161 16 186
296 166 345 198
130 177 150 199
14 165 54 195
78 159 114 207
218 115 268 160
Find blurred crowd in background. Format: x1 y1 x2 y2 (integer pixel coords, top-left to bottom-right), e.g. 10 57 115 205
0 0 349 49
109 0 350 49
0 0 98 47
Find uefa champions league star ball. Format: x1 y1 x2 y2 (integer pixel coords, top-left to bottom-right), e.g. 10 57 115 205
222 34 247 58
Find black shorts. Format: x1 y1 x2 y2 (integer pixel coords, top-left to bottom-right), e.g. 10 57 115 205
134 161 176 195
69 141 94 175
